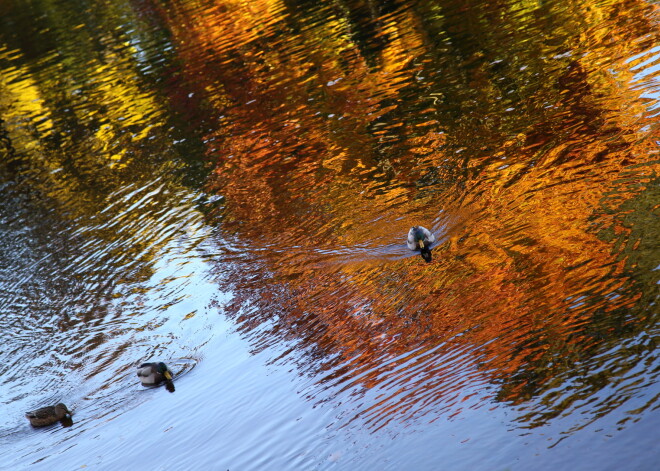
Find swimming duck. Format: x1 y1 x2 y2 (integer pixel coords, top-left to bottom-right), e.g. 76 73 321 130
25 403 71 427
137 362 175 392
407 226 435 263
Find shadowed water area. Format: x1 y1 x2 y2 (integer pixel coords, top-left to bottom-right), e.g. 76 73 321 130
1 0 659 469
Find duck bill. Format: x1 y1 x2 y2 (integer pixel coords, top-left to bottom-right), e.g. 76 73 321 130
419 240 425 249
164 371 173 381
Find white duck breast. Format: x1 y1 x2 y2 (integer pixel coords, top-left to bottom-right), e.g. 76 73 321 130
137 366 158 384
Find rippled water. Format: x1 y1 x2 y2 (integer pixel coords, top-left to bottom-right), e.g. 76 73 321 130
1 0 659 469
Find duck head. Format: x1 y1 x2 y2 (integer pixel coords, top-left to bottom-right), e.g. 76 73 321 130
157 362 173 381
158 362 176 392
412 228 432 262
55 403 72 420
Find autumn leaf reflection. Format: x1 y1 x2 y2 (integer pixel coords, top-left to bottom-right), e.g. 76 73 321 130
156 0 659 431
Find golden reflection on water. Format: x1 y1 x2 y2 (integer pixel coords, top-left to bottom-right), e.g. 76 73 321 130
154 0 660 431
1 0 659 445
0 0 210 437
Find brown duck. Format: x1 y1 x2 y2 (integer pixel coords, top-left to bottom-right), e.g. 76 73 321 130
25 403 71 427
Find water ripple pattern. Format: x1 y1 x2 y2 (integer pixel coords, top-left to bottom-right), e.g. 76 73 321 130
1 0 659 469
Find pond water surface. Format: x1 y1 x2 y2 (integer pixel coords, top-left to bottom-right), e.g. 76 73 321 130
1 0 659 469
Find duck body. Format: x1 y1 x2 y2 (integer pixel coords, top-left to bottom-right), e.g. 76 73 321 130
407 226 436 262
137 362 175 392
25 403 71 427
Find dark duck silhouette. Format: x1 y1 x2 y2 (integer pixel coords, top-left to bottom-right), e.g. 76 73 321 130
25 403 72 427
137 362 175 392
407 226 436 262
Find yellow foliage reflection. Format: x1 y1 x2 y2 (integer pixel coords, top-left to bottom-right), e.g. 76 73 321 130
150 1 658 432
153 0 660 430
2 0 658 434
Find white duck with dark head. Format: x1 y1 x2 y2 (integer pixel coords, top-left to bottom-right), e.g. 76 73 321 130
407 226 435 262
